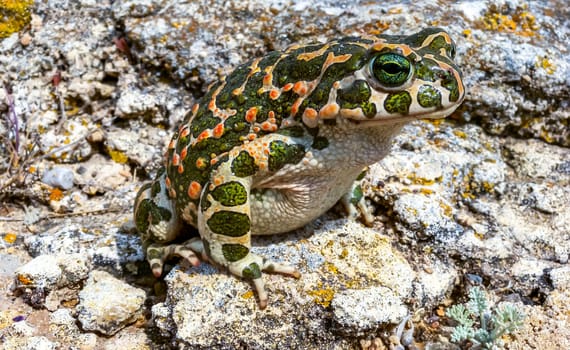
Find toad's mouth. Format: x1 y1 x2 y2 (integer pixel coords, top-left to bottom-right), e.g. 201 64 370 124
350 103 462 127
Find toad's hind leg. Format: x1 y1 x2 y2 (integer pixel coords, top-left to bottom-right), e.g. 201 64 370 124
197 145 301 309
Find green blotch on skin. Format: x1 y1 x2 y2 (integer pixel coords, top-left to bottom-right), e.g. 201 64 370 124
417 85 442 108
312 136 329 150
268 140 305 172
350 184 364 205
135 199 172 234
211 181 248 206
384 91 411 114
147 247 162 260
277 126 305 138
242 262 262 279
150 180 162 197
222 244 249 262
207 211 251 237
337 80 376 118
441 74 461 102
232 151 258 177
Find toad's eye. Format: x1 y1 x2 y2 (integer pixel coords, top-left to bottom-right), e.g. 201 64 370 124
370 53 413 88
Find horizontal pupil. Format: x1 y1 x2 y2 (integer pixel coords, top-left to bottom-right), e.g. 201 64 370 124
383 62 404 74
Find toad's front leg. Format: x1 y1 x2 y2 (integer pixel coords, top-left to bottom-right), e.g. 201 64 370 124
197 152 300 309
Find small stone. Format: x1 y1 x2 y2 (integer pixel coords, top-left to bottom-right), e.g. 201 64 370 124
76 270 146 335
42 167 75 190
20 33 33 46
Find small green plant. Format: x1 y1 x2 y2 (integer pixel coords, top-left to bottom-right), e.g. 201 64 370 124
446 287 525 349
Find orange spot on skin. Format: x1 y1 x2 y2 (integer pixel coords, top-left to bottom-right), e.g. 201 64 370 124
196 157 207 169
303 108 318 120
213 177 223 186
188 181 202 200
253 126 261 133
197 130 210 142
263 73 272 85
180 127 190 138
319 103 340 119
169 188 177 198
192 104 200 114
291 98 303 116
180 147 188 161
302 107 319 128
269 89 280 100
208 99 216 111
168 139 177 149
177 164 184 174
333 81 340 89
165 176 171 189
213 123 224 138
259 163 266 170
268 110 275 119
293 81 307 95
245 107 258 123
210 158 218 166
261 121 275 131
248 134 256 141
282 83 294 92
172 153 180 166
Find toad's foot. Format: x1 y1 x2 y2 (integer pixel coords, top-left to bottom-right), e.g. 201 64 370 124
341 172 374 226
146 238 205 277
226 253 300 309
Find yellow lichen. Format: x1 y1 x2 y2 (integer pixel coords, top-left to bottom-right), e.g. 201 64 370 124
307 287 335 307
107 147 129 164
453 130 467 139
241 290 254 300
0 0 34 39
325 262 338 274
3 232 17 243
537 56 556 74
476 4 539 37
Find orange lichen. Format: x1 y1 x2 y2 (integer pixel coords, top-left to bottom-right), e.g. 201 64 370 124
241 290 254 300
49 188 64 201
3 233 17 244
476 4 539 37
0 0 34 39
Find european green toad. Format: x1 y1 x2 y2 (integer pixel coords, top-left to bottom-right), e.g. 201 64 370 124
134 27 465 308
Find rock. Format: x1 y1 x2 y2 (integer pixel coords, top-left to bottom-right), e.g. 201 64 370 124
41 167 75 190
14 254 91 308
50 308 98 350
549 266 570 290
332 286 408 335
76 270 146 336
